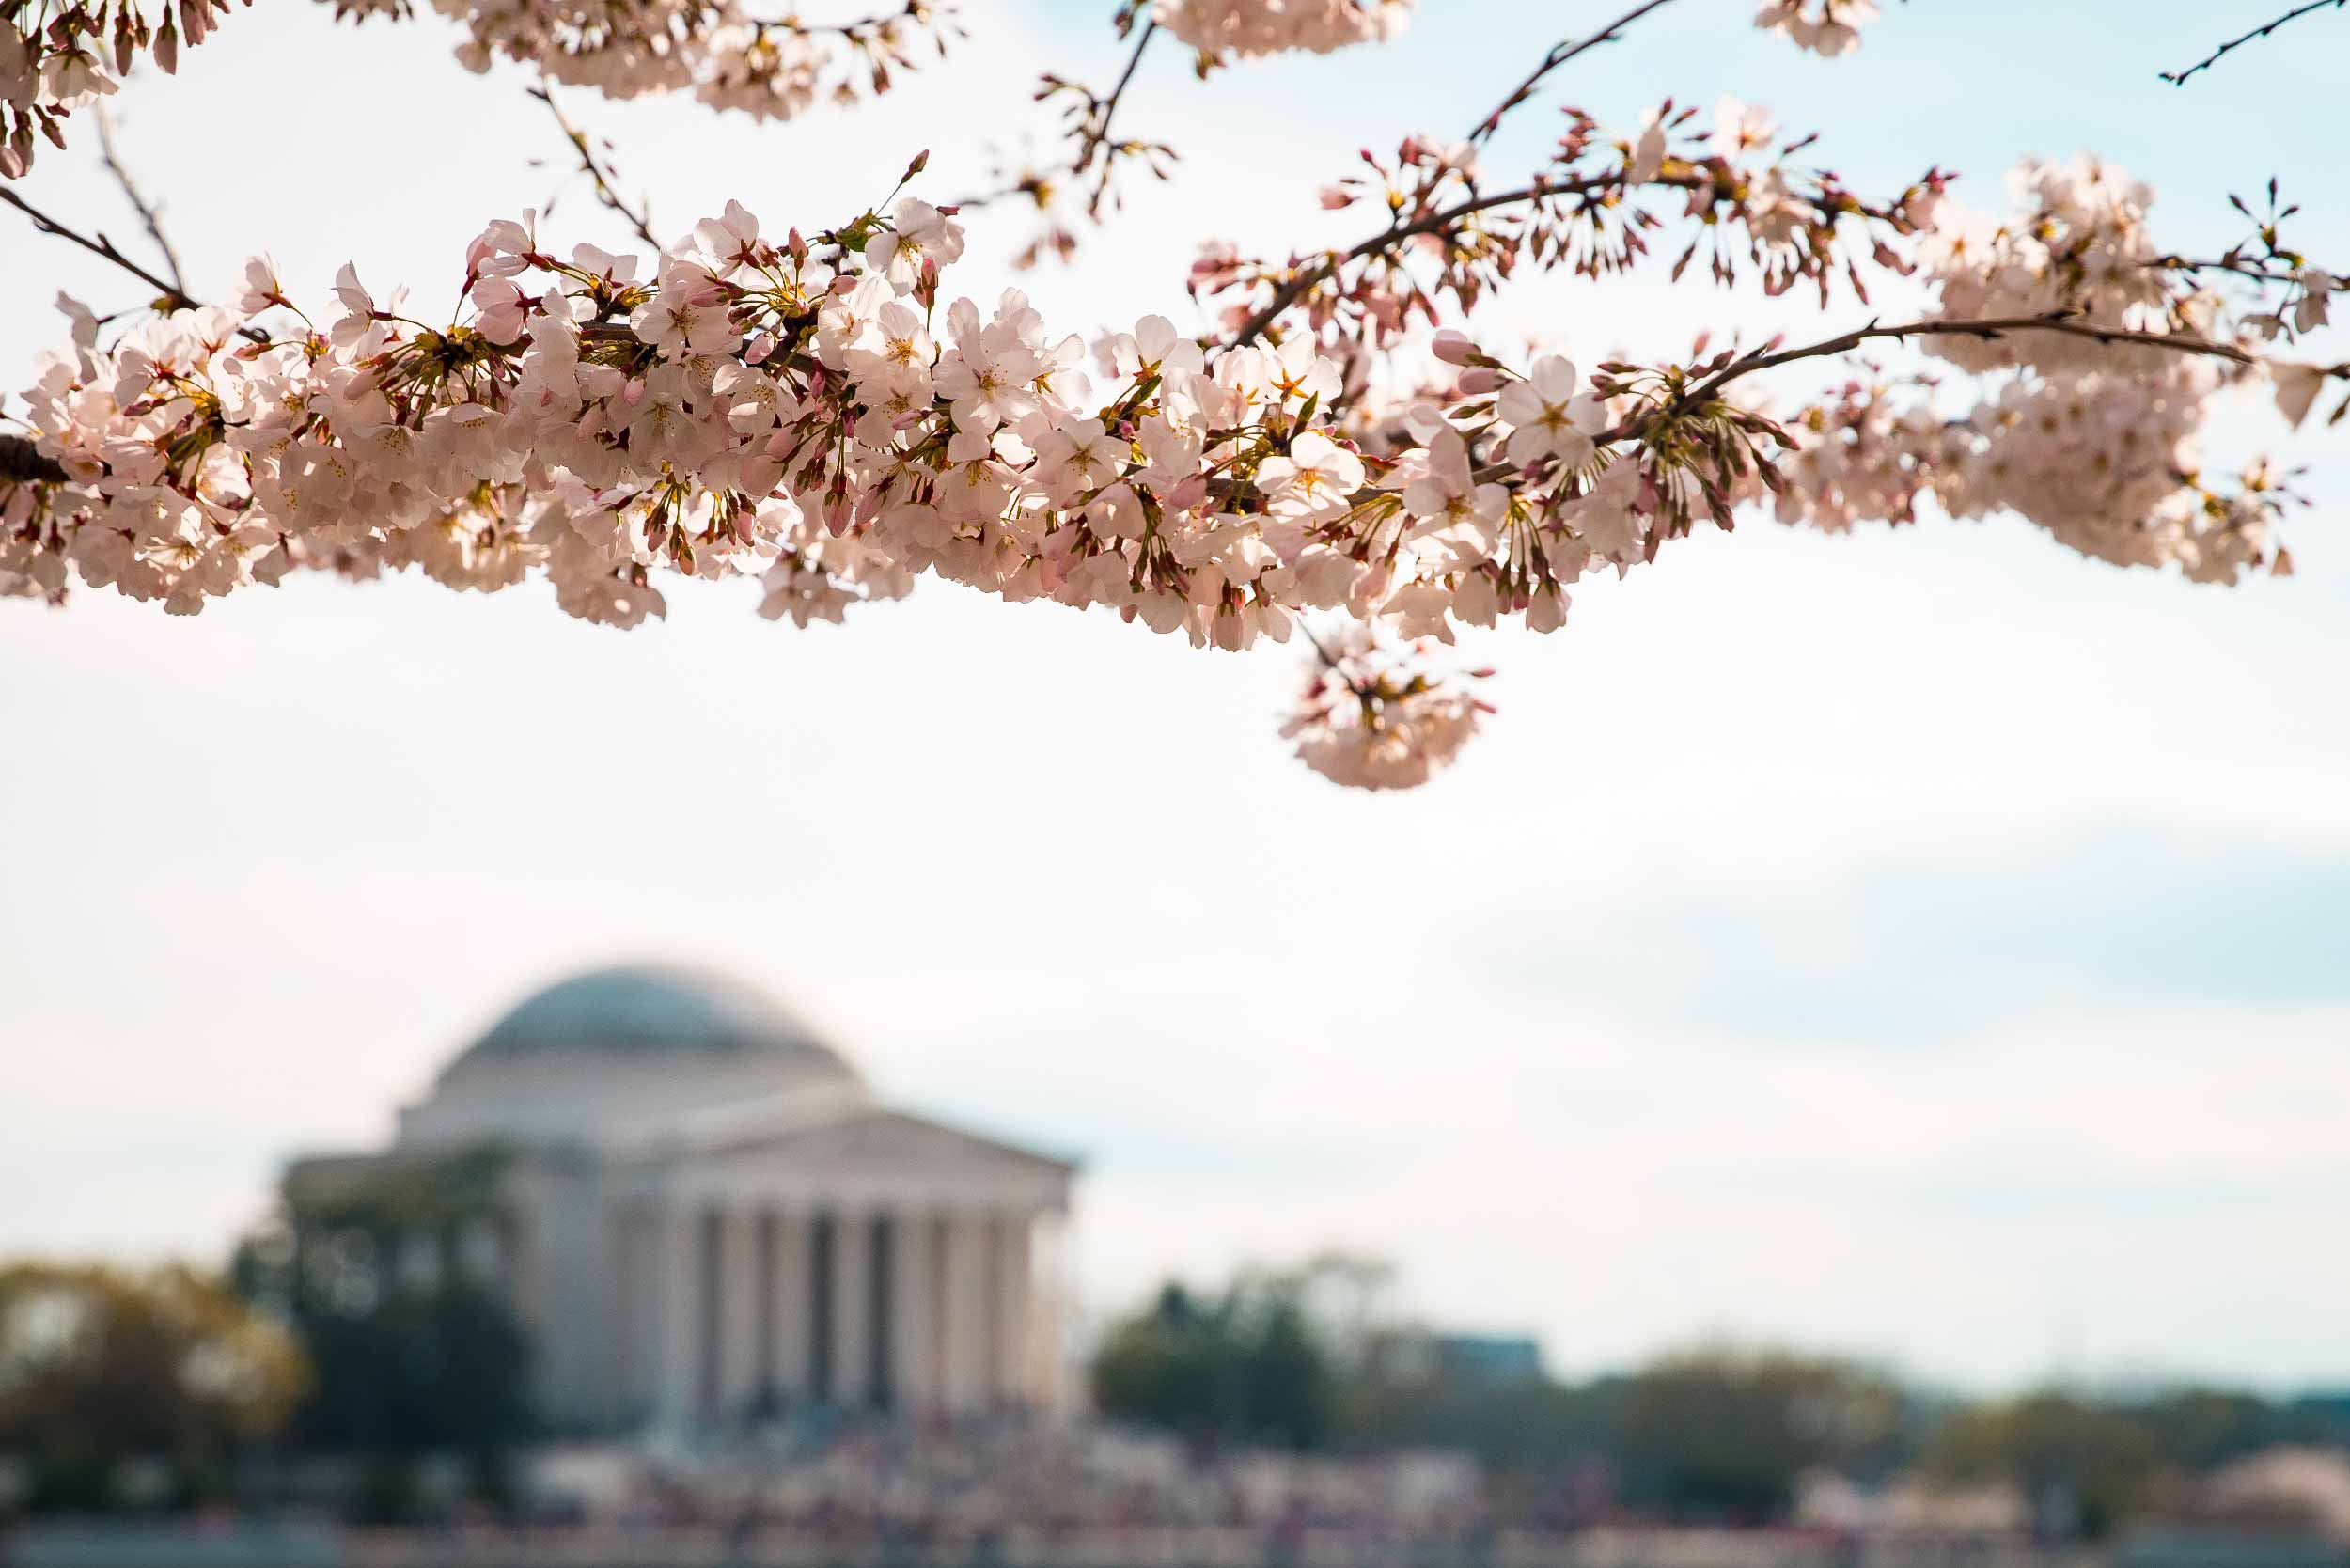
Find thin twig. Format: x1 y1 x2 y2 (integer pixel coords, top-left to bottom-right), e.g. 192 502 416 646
1468 0 1683 146
951 17 1166 224
741 0 934 39
0 186 268 343
2151 252 2306 285
1082 18 1158 216
528 81 662 254
94 103 188 296
1225 171 1693 349
2161 0 2346 84
1224 0 1684 349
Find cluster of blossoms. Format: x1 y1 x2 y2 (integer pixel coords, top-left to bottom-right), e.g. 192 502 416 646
318 0 953 121
1282 624 1487 790
1195 103 1948 357
0 195 1700 652
0 135 2308 786
5 0 2339 791
1769 157 2292 587
1152 0 1410 61
1753 0 1880 56
1 0 234 178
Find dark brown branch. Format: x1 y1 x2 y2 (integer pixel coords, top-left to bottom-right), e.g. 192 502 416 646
1468 0 1683 146
1 186 199 312
743 0 936 39
1418 314 2263 495
94 105 189 297
1682 312 2253 406
0 186 268 343
0 433 70 486
1082 17 1159 217
949 16 1167 225
528 81 661 255
2161 0 2346 84
1224 172 1681 349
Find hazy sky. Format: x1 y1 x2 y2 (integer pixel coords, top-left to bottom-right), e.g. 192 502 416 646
4 0 2347 1395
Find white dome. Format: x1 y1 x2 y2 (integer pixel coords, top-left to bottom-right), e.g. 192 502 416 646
398 965 867 1151
447 964 858 1078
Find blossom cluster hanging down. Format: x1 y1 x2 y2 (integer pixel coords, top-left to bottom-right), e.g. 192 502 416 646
316 0 956 121
1152 0 1411 61
1752 0 1880 56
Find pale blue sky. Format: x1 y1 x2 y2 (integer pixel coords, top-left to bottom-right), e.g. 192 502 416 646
2 0 2347 1393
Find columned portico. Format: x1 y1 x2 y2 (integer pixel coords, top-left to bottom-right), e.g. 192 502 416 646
639 1194 1058 1424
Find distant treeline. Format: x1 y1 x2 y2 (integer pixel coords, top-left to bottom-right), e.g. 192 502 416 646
4 1238 2345 1536
1090 1255 2350 1535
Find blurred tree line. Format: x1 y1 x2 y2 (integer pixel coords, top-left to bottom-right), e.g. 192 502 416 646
0 1262 306 1512
0 1148 532 1519
8 1227 2348 1537
227 1145 532 1518
1089 1257 2350 1536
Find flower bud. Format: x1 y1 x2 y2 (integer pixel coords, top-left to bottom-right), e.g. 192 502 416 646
1431 330 1477 367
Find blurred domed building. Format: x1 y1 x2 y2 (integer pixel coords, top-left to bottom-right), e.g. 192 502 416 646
285 965 1076 1434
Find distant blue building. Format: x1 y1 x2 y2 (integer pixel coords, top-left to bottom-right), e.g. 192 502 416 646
1432 1334 1544 1386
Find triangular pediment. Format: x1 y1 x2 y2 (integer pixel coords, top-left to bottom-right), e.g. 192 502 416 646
685 1107 1077 1178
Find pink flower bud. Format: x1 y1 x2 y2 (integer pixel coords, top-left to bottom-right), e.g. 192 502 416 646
1431 330 1477 367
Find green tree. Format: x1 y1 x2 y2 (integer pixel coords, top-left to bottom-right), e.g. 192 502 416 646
1091 1274 1335 1449
1611 1346 1913 1521
0 1262 308 1513
1924 1392 2161 1540
231 1145 532 1518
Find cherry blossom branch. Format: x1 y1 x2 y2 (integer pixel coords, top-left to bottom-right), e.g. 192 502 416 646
2154 253 2308 285
1467 0 1683 146
742 0 935 38
949 13 1171 267
1670 310 2255 412
0 435 69 485
0 187 200 313
93 104 188 297
2160 0 2347 85
1221 2 1687 344
0 183 267 343
528 81 661 253
1080 16 1161 217
1222 176 1619 349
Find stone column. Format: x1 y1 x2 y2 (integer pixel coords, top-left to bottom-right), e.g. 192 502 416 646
993 1211 1034 1408
1030 1209 1069 1414
719 1204 761 1419
890 1206 935 1413
653 1200 700 1431
828 1202 871 1407
771 1206 812 1404
939 1209 990 1413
